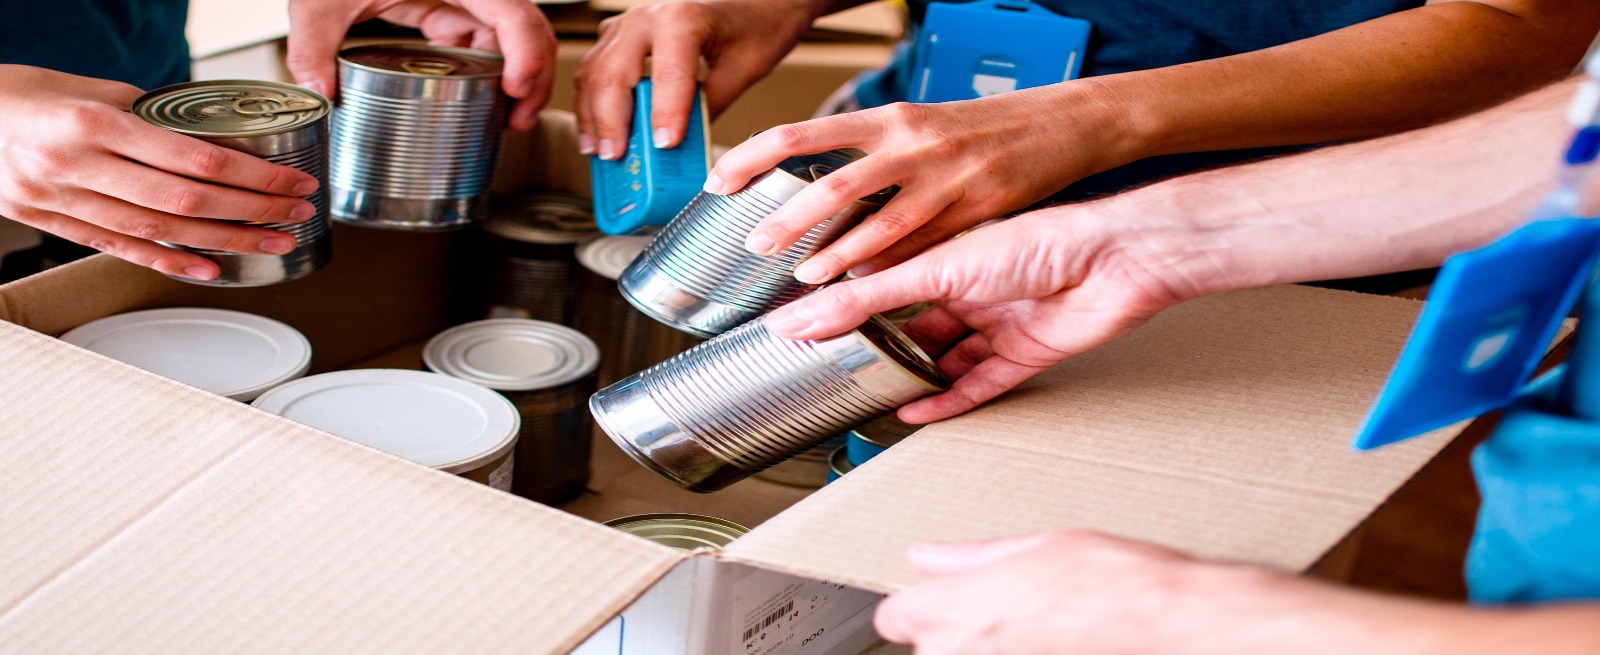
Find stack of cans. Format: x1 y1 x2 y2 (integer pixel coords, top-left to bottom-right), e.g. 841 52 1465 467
479 193 598 323
602 513 749 551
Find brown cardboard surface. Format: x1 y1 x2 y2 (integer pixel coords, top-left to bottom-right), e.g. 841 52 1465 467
724 286 1461 593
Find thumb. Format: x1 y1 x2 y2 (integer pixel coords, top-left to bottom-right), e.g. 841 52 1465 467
905 533 1056 575
286 2 358 100
767 259 944 340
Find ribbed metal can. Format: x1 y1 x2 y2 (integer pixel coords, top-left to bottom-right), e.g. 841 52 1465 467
619 149 896 337
424 319 600 505
753 432 847 489
602 513 749 551
132 80 331 287
330 44 507 230
574 235 703 386
591 314 947 492
480 193 597 323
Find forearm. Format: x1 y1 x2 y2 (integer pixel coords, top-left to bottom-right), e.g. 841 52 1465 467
1086 1 1596 166
1097 77 1581 300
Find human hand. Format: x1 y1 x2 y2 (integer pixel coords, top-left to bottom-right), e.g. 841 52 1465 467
0 66 321 280
286 0 556 130
710 82 1138 283
573 0 821 159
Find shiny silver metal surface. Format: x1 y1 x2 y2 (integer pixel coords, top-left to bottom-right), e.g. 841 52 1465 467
133 81 332 287
481 194 597 322
619 149 895 337
590 314 946 493
575 235 702 386
602 513 749 550
753 433 847 489
330 44 507 230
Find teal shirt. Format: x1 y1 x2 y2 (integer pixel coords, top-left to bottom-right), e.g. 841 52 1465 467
1 0 190 90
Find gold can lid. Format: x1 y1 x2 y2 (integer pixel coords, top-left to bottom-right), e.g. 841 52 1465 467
133 80 328 137
340 44 504 78
484 194 597 245
603 513 750 551
775 149 898 204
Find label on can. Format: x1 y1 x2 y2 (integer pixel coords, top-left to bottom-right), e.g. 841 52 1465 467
133 81 329 137
487 452 515 492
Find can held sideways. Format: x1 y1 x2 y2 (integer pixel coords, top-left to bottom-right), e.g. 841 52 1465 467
846 416 924 465
619 149 896 337
603 513 750 551
574 234 703 386
132 80 332 287
330 44 507 230
479 193 598 323
754 433 847 489
252 369 521 491
60 308 311 402
424 319 599 504
591 314 947 493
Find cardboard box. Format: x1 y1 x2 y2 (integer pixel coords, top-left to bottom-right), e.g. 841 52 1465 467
0 112 1470 653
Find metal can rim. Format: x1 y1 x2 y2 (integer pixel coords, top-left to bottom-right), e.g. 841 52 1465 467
829 445 856 478
132 80 331 138
602 513 751 550
423 319 600 391
339 43 506 79
851 315 949 393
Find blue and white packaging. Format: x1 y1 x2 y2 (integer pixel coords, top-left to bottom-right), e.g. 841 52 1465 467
909 0 1091 103
591 78 711 235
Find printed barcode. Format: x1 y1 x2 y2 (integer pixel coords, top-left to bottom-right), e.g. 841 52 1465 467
741 600 795 642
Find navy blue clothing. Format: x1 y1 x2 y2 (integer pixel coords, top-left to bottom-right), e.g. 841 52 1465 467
1 0 190 90
853 0 1425 199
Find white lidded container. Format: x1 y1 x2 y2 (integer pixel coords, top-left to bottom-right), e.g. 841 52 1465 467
60 308 312 402
251 369 521 491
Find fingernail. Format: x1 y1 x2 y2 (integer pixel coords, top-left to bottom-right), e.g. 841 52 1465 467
653 128 674 149
290 203 314 221
578 134 596 156
848 262 878 278
260 237 296 255
765 306 815 336
599 139 620 161
794 261 829 284
183 266 217 281
702 172 728 195
745 232 776 255
293 178 319 195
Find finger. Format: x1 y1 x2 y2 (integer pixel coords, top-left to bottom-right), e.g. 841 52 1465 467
456 0 556 100
873 590 926 646
898 355 1045 423
47 190 302 254
766 261 948 340
508 97 543 132
103 116 319 197
647 20 708 150
469 25 499 52
857 218 982 277
705 113 884 195
284 0 361 99
76 156 315 224
905 533 1058 575
515 27 557 130
575 32 649 160
10 208 220 280
936 332 994 380
898 306 970 357
792 186 959 283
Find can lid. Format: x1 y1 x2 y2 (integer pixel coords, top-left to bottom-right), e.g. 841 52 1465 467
775 149 898 204
340 44 504 78
250 369 520 474
576 235 652 280
423 319 599 391
851 315 949 394
132 80 329 137
602 513 750 551
485 194 597 245
829 445 856 477
60 308 312 402
850 415 924 449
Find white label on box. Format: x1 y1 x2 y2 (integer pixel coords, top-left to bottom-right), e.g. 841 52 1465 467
732 567 879 655
487 455 514 493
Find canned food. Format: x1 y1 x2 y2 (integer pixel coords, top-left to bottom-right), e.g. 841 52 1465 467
754 433 847 489
132 80 332 287
602 513 749 550
424 319 599 504
846 416 924 465
252 369 521 491
619 149 896 337
330 44 507 230
591 314 947 492
827 445 854 483
60 308 311 402
479 194 597 323
574 235 702 386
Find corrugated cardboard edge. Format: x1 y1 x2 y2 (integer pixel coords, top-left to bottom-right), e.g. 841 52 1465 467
0 319 688 654
722 286 1477 593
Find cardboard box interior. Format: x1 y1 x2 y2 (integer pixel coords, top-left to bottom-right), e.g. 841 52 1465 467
0 112 1472 653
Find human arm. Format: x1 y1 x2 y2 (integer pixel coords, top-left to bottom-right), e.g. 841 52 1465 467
873 530 1600 655
715 0 1600 283
572 0 871 159
284 0 558 130
764 76 1582 423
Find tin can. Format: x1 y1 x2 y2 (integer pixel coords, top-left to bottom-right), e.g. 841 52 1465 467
574 235 702 386
423 319 600 504
827 445 855 483
846 416 924 465
602 513 749 551
60 307 311 402
754 433 847 489
591 314 947 493
330 44 507 230
132 80 331 287
252 369 521 491
479 194 597 323
619 149 896 337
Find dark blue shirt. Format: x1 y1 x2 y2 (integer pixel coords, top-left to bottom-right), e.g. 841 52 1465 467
1 0 190 90
853 0 1426 199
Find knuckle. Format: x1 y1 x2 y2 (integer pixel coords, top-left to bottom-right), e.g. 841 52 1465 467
648 2 704 23
767 124 812 151
867 211 917 238
7 177 48 203
216 230 259 254
123 219 168 242
159 187 203 216
85 238 121 257
188 146 229 178
61 102 112 135
30 145 74 175
882 102 926 124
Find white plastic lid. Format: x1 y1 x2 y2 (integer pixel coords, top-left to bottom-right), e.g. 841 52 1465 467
576 235 652 280
251 369 520 474
60 308 312 402
423 319 599 391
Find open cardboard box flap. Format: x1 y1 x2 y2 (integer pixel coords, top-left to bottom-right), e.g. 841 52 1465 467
0 110 1475 652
